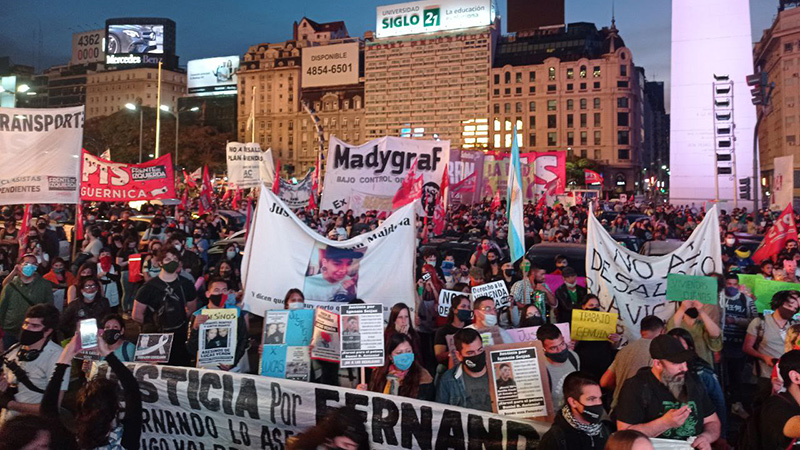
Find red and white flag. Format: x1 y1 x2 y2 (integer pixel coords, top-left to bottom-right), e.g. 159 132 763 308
183 170 197 189
272 159 281 195
19 204 32 252
753 204 798 263
198 165 214 215
392 157 424 210
432 165 449 235
584 170 603 185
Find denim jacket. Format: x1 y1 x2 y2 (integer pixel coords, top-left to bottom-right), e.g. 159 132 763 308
436 364 468 407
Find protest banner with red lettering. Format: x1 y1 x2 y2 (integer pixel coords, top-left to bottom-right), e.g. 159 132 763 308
80 150 176 201
753 204 798 263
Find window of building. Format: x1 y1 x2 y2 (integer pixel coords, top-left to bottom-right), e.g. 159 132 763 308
547 84 556 93
548 114 557 128
580 114 587 128
493 89 500 96
580 99 587 110
581 149 587 158
529 133 536 146
593 82 600 89
494 119 501 131
516 72 522 83
505 119 513 131
494 134 501 148
529 86 536 94
567 83 574 91
594 98 601 109
529 116 536 128
593 66 601 77
618 130 630 145
580 65 587 78
505 72 511 84
567 99 574 110
354 117 360 126
516 102 523 113
594 130 601 145
529 101 536 112
567 148 574 159
547 100 557 111
567 132 574 146
618 97 629 108
494 104 500 114
617 112 629 127
529 71 536 83
494 74 500 84
505 103 511 113
548 67 555 80
620 65 628 76
548 132 557 146
516 87 522 94
595 149 601 159
617 80 629 88
567 68 574 79
567 114 574 128
618 149 630 160
579 82 586 90
786 43 794 53
505 88 511 95
580 131 588 145
505 133 512 148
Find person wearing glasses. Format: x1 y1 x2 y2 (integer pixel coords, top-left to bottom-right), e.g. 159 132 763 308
59 277 110 338
467 296 512 346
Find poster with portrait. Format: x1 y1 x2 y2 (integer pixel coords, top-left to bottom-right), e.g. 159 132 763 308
260 309 314 380
487 342 552 420
303 244 366 303
134 333 174 363
339 303 384 368
197 308 238 368
311 307 341 362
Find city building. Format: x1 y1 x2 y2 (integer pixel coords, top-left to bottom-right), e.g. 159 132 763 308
44 62 104 108
85 67 187 120
643 80 669 194
237 18 365 176
489 21 644 191
753 2 800 203
507 0 565 33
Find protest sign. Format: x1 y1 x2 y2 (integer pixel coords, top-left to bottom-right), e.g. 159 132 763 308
737 273 761 293
665 274 718 305
311 308 340 362
80 150 176 201
506 323 571 344
320 136 450 215
97 363 550 449
586 205 722 341
134 333 174 363
471 280 510 310
278 169 314 209
570 310 619 341
340 303 385 368
487 342 552 420
753 278 800 312
651 438 694 450
242 186 416 317
437 289 466 317
197 308 238 368
261 309 314 380
0 106 83 205
226 142 275 188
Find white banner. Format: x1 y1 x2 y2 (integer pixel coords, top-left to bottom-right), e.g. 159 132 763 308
321 135 450 215
98 363 548 449
278 169 314 209
772 155 794 211
243 185 417 317
225 142 275 188
585 206 722 341
301 42 359 88
0 106 83 205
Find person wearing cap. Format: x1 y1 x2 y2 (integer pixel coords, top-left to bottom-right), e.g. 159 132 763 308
0 254 54 349
303 246 364 303
553 267 587 324
615 335 720 449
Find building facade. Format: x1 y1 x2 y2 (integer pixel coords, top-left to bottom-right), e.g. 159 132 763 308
489 22 644 191
754 4 800 202
85 67 187 119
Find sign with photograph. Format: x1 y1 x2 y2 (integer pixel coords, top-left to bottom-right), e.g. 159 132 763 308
197 308 238 368
487 342 552 420
133 333 174 363
376 0 493 38
339 303 385 368
301 42 359 88
187 56 240 95
260 309 314 381
311 308 341 362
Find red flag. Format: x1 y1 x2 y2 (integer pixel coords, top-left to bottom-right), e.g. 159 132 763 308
584 170 603 185
74 202 84 242
753 204 798 263
198 165 213 215
19 205 32 252
273 160 281 195
392 157 423 209
490 191 501 212
222 186 232 202
183 170 197 189
432 165 449 235
179 189 188 210
232 189 242 210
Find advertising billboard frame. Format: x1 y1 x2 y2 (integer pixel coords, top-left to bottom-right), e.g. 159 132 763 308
376 0 494 39
187 56 240 96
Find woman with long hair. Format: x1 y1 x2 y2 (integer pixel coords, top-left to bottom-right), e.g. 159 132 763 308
384 302 421 353
433 295 471 367
142 240 163 283
60 277 111 339
283 288 305 310
66 262 97 304
360 333 434 400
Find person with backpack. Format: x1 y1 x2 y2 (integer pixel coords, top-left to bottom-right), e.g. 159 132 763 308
132 247 197 366
537 323 580 409
759 350 800 450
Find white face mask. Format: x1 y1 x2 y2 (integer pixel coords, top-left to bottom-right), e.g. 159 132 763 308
288 302 304 310
725 238 735 246
483 313 498 327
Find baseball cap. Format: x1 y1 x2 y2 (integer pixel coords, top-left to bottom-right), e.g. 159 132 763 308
649 335 695 364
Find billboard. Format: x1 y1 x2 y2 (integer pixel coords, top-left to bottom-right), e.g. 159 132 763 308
376 0 494 38
187 56 240 95
106 24 164 54
71 30 104 65
301 42 360 88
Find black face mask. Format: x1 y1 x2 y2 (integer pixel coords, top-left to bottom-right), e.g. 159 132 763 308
504 269 515 278
208 294 226 307
103 329 122 345
685 308 699 319
462 352 486 372
521 316 544 328
19 329 45 346
546 348 570 363
579 402 605 424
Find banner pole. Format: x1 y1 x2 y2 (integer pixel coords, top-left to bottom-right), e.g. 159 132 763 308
251 86 256 144
360 367 366 385
155 60 163 158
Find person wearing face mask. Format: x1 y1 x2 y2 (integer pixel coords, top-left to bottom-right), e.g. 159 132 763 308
744 291 800 404
188 278 247 371
666 299 722 367
420 248 445 281
554 267 588 324
96 247 122 310
537 324 581 409
60 278 111 338
467 296 512 345
0 254 53 349
574 295 622 380
99 313 135 362
143 241 163 283
720 232 737 267
0 304 67 425
215 260 242 293
434 294 472 368
139 219 167 249
718 273 757 410
436 328 493 411
168 232 203 282
283 288 305 310
43 257 74 312
538 372 611 450
358 333 434 400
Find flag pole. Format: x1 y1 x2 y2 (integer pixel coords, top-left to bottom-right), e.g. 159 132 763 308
155 60 163 158
251 86 256 143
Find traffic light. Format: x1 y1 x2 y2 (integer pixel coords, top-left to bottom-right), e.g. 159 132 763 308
739 177 751 200
746 72 769 106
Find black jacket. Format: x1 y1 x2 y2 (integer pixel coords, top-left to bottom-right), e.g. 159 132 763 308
538 410 610 450
554 284 588 323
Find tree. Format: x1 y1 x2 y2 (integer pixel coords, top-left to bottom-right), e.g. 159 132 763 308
564 156 599 186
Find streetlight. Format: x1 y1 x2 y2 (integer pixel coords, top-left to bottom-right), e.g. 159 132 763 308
16 84 30 93
161 105 200 167
125 98 144 163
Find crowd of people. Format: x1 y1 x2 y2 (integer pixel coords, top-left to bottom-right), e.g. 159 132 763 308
0 195 798 449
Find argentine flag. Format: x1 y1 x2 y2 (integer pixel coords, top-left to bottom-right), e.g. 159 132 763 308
507 127 525 262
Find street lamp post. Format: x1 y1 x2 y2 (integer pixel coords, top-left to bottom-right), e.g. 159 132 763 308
162 105 199 167
125 98 144 163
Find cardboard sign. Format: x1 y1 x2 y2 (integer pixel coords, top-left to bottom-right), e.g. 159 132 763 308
665 274 718 305
134 333 174 363
437 289 467 317
471 280 510 309
260 309 315 380
339 303 385 368
753 278 800 313
570 310 619 341
737 274 762 293
505 323 571 344
311 308 340 362
487 341 553 421
197 308 238 368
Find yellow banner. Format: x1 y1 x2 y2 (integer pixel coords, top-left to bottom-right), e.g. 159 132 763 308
570 310 618 341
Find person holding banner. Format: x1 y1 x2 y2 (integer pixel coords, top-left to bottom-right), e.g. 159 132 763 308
666 299 722 366
436 328 493 412
360 333 434 400
538 372 610 450
188 277 247 371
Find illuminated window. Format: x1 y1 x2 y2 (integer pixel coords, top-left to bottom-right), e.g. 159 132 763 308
494 134 501 148
593 66 601 77
505 134 512 148
567 68 574 79
548 67 555 80
494 119 501 131
505 120 512 131
580 65 587 78
547 100 557 111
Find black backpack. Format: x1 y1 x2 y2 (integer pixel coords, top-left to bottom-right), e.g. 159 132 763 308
154 279 187 332
737 393 795 450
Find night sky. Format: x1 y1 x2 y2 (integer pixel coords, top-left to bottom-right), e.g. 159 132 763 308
0 0 781 111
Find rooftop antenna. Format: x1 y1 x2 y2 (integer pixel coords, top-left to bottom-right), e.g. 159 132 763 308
611 0 616 28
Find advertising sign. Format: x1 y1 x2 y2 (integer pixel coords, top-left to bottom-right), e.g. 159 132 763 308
376 0 494 38
187 56 240 95
80 150 176 201
71 30 104 65
106 24 164 54
301 42 360 88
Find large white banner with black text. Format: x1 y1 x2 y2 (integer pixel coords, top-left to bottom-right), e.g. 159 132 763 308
98 363 547 449
585 206 722 341
242 185 416 317
320 135 450 215
0 106 83 205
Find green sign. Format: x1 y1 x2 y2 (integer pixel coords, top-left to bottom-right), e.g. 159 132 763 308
753 278 800 313
737 274 761 293
666 274 718 305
